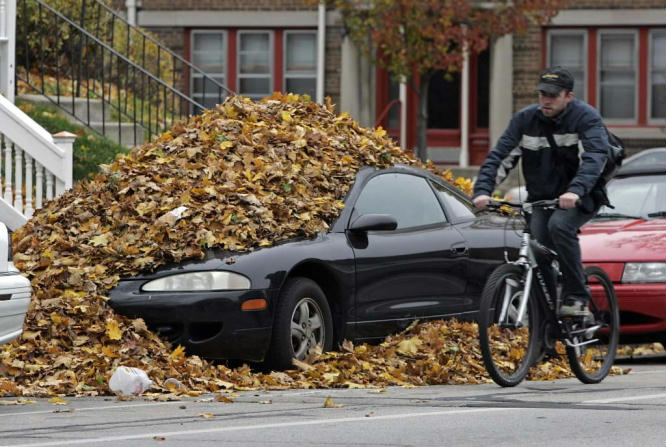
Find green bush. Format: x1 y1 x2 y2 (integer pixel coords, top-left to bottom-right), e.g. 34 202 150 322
17 100 129 182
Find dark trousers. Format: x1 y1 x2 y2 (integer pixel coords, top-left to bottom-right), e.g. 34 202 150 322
529 206 599 301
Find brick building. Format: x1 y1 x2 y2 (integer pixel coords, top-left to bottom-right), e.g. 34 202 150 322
121 0 665 165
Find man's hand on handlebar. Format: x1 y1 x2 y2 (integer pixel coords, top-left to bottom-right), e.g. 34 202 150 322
473 194 492 209
558 192 580 209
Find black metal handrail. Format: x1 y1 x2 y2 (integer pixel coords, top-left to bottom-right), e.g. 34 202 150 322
15 0 233 146
88 0 234 104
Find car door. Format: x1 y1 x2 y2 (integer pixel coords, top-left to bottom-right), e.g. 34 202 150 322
347 172 469 339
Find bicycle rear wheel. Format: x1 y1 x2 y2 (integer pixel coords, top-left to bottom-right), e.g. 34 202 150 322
479 264 540 387
566 266 620 384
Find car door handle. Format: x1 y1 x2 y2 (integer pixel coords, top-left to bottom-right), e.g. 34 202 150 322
451 245 468 256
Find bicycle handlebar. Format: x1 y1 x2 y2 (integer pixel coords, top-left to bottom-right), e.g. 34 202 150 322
485 199 588 215
486 199 561 211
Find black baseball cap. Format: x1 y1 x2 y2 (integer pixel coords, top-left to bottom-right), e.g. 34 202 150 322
536 66 574 95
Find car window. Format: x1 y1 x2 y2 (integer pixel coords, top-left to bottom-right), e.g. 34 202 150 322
429 180 476 220
601 174 666 217
352 173 446 229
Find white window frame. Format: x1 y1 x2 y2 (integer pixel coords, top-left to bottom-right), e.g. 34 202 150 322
597 29 639 125
283 30 317 98
547 29 588 102
190 30 228 110
648 28 666 125
237 30 274 100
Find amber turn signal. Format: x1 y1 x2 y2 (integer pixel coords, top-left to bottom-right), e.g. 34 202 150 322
241 298 267 311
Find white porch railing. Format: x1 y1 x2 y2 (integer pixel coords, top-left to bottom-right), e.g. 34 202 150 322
0 94 73 230
0 0 74 231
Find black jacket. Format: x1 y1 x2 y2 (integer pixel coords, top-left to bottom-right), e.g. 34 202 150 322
473 99 609 208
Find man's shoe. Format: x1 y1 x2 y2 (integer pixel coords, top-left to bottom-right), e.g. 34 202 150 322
559 297 593 320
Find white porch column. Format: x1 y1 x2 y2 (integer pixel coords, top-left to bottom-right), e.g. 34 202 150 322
459 34 470 167
0 0 16 102
339 35 360 120
52 131 75 194
489 34 513 149
339 34 374 128
126 0 137 26
399 80 407 149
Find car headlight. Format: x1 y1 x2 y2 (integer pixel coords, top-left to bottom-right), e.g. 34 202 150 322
142 271 251 292
621 263 666 283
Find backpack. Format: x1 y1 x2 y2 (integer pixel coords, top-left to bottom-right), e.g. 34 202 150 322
599 128 626 186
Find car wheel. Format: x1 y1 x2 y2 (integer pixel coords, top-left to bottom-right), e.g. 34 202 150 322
265 277 333 370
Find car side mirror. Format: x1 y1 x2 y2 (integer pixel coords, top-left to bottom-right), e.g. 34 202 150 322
349 214 398 232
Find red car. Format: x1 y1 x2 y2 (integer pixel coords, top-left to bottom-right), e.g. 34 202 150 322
580 163 666 344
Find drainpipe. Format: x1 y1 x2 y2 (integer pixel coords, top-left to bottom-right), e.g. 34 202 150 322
399 80 407 149
126 0 137 26
459 27 470 168
316 1 326 103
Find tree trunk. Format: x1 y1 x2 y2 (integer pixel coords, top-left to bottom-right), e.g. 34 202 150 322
415 71 432 162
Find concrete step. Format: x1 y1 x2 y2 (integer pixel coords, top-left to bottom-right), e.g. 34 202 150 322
88 122 146 147
18 94 122 123
18 94 145 147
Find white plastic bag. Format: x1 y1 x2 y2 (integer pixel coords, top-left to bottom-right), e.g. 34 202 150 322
109 366 153 396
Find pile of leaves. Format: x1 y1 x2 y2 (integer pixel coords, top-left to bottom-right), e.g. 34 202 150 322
1 93 584 397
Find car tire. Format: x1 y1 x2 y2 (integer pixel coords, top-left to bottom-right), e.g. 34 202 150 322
264 277 333 370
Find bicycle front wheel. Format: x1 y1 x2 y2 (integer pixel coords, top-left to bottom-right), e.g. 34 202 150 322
566 266 620 384
479 264 541 387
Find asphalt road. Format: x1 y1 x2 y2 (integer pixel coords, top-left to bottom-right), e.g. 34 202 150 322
1 356 664 447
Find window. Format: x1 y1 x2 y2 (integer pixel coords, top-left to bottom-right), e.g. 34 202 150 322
191 31 227 110
598 31 637 121
650 30 666 122
352 173 446 229
548 30 586 100
284 31 317 98
429 181 475 221
238 31 273 100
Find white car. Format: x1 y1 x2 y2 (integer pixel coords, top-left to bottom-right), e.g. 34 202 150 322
0 222 31 345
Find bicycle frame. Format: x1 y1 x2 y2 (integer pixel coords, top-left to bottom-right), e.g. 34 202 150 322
497 202 603 349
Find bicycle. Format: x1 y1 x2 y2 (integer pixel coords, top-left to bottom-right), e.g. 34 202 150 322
478 199 620 387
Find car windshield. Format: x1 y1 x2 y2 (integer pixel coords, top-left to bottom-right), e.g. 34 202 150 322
597 173 666 219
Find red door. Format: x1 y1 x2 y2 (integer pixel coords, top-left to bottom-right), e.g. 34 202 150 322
376 49 490 166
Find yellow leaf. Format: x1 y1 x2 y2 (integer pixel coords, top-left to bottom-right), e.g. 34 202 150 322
396 337 422 356
48 397 68 405
197 413 214 418
219 140 234 149
169 345 186 361
374 126 387 138
281 111 293 122
323 396 343 408
105 319 122 341
101 345 118 358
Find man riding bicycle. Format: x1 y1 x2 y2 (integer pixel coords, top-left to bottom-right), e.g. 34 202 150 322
472 66 610 319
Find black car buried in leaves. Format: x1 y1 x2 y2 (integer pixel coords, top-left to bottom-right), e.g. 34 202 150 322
109 165 521 369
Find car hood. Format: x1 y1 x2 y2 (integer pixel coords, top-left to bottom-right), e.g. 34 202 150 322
580 218 666 263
